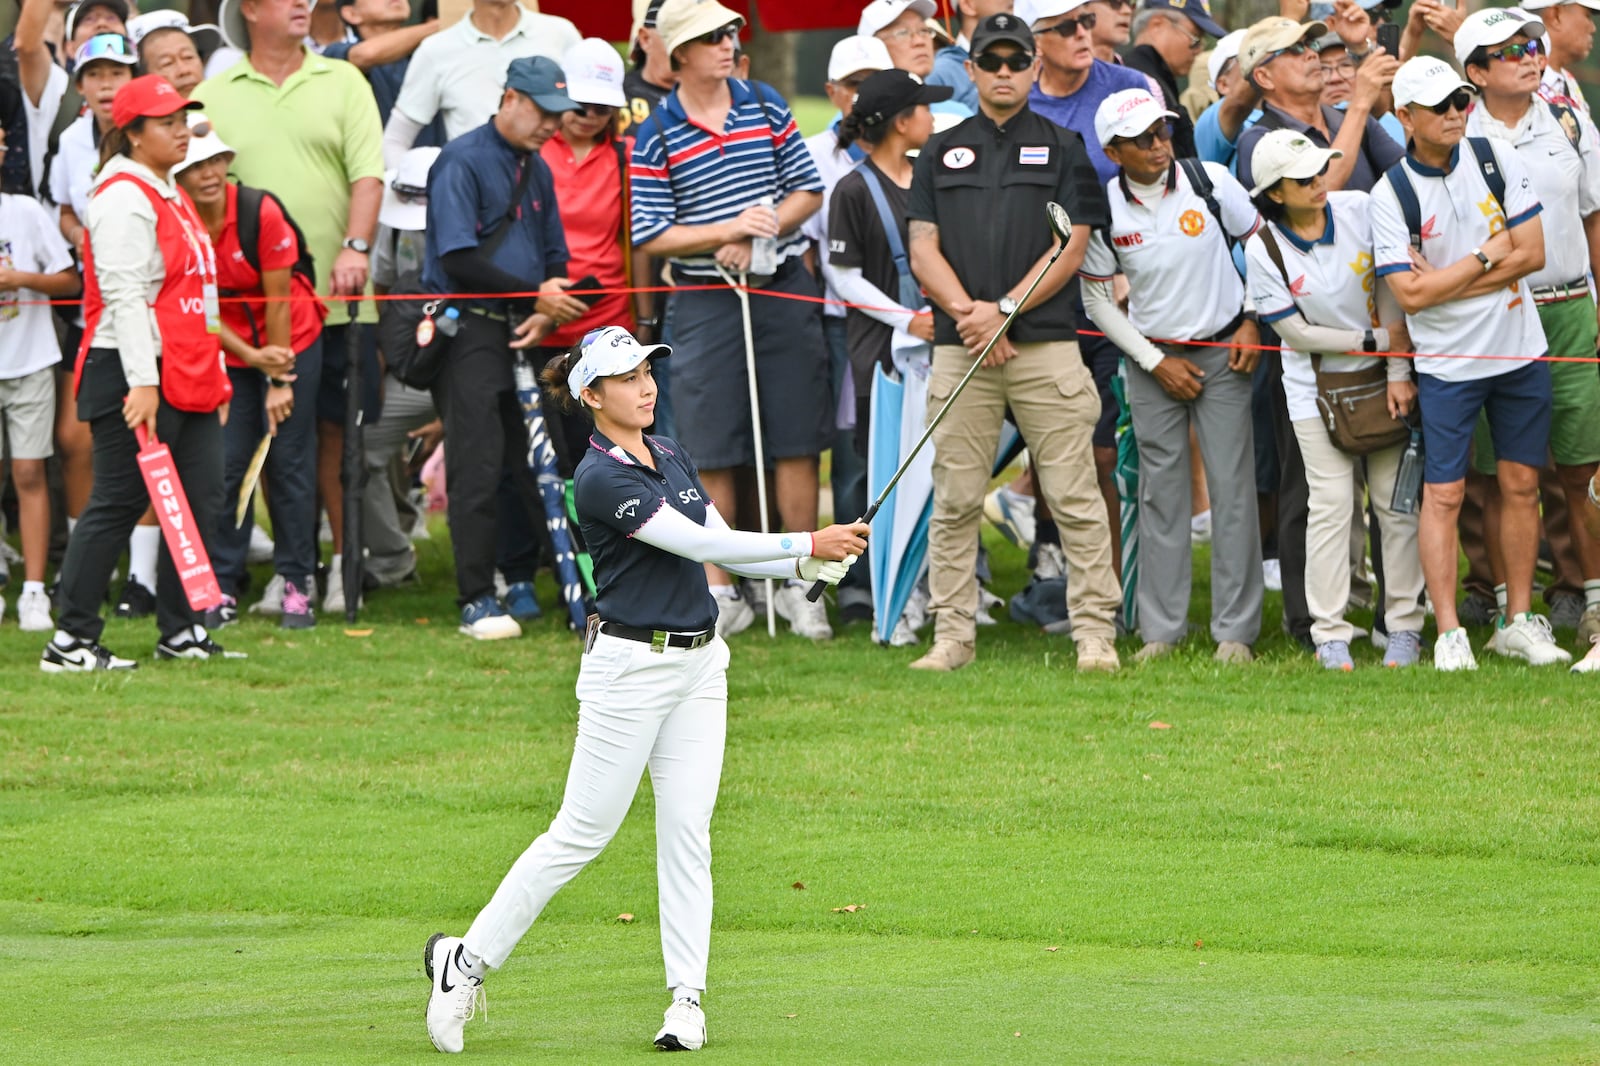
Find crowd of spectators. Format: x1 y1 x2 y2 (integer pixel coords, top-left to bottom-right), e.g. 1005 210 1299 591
2 0 1600 674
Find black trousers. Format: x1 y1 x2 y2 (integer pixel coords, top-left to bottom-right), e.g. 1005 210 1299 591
430 312 542 607
58 349 224 642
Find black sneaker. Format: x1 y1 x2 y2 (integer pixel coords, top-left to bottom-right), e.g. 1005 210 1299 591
155 626 248 661
114 578 156 619
202 595 239 630
41 634 138 673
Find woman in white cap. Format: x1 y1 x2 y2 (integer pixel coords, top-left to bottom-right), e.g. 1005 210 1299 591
1242 128 1423 671
421 327 867 1055
173 114 325 629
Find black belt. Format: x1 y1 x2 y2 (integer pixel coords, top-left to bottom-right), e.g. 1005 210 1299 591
463 306 511 323
599 621 715 651
1200 312 1247 344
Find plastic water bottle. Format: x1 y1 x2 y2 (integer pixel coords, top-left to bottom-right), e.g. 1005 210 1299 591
1391 427 1424 514
748 195 778 278
437 306 460 339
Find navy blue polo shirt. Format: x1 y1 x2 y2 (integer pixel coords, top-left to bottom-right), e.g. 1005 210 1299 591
573 430 718 633
421 119 568 301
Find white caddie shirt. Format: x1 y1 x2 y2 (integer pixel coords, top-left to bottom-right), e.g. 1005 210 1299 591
1081 160 1259 342
1246 191 1383 423
1466 98 1600 288
1370 139 1547 382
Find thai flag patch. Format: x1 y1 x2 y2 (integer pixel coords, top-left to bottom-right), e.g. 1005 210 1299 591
1018 146 1050 165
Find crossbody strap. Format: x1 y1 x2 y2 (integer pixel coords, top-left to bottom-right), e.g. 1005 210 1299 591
854 161 913 294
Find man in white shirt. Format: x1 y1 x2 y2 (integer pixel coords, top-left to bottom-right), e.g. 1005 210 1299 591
1523 0 1597 112
1371 56 1562 671
381 0 578 165
1080 87 1265 665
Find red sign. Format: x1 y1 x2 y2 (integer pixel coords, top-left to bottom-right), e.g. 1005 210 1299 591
135 426 224 612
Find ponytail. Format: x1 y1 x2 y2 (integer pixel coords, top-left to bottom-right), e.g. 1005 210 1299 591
98 117 145 169
836 104 917 151
540 349 592 417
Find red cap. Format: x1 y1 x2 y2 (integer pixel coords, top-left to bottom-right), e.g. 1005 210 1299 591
111 75 202 129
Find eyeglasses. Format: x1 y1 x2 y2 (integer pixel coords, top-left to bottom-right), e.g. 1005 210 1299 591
1039 12 1097 37
1487 39 1541 62
1114 121 1173 151
881 25 935 43
576 103 615 117
1162 17 1201 50
1290 162 1331 186
1320 58 1356 77
391 182 428 203
1426 89 1473 115
974 51 1035 72
695 23 739 46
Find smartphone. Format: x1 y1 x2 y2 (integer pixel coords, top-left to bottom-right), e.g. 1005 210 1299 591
1375 22 1401 57
568 275 604 307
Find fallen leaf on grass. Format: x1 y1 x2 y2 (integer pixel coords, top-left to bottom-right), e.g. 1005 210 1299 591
1194 939 1203 950
1045 946 1059 952
615 913 634 923
414 618 430 625
1014 1032 1023 1038
344 628 374 637
831 904 865 913
784 1014 797 1019
792 882 805 890
1149 721 1172 730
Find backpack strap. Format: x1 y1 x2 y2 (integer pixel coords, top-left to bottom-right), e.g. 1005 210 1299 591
613 138 633 292
1547 98 1582 154
1176 158 1248 244
1383 158 1424 252
854 160 913 295
1465 136 1506 215
235 184 265 277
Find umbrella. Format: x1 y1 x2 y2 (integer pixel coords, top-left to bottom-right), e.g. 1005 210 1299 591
340 322 365 623
1112 368 1138 629
514 358 591 631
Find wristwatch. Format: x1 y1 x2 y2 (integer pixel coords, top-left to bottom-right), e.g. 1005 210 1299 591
997 295 1019 316
342 237 371 254
1472 247 1493 272
1362 329 1377 353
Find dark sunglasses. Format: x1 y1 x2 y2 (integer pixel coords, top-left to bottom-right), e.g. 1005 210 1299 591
1040 12 1097 37
576 102 615 117
1290 162 1331 186
974 51 1035 73
1487 39 1541 62
1427 89 1473 115
190 120 212 138
696 23 740 46
1115 121 1173 151
1266 41 1319 65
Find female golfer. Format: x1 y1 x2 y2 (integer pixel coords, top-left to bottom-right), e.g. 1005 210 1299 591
424 325 868 1054
43 75 237 672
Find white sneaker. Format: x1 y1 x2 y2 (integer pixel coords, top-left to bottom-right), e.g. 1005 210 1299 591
1033 542 1066 581
654 997 706 1052
1571 636 1600 674
886 616 920 646
1433 627 1477 672
1492 613 1573 666
774 582 833 640
713 591 754 637
247 524 275 565
250 574 286 616
901 583 930 632
1190 509 1213 544
324 556 348 614
424 934 484 1054
1262 559 1283 592
17 587 54 632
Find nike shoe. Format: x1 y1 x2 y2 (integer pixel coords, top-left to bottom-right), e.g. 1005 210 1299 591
114 578 156 619
155 626 247 660
654 997 706 1052
41 633 137 673
203 595 238 631
424 933 484 1054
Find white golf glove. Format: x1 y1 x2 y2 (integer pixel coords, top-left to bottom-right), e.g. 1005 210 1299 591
797 553 859 586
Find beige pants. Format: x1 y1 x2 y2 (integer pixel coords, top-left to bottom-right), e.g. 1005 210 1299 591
927 341 1120 644
1292 420 1427 645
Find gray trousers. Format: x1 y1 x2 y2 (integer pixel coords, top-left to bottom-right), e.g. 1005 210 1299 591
362 373 436 585
1126 343 1263 645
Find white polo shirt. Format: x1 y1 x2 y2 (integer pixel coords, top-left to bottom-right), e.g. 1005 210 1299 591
393 7 581 143
1246 191 1383 423
1080 161 1259 343
1466 98 1600 289
1370 139 1547 382
0 193 75 379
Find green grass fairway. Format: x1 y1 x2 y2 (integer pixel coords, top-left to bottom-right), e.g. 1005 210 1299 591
4 525 1599 1064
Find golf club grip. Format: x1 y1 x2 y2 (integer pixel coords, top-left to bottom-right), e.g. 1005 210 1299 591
804 503 878 602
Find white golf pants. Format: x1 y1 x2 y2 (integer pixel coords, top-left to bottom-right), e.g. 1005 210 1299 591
463 632 730 992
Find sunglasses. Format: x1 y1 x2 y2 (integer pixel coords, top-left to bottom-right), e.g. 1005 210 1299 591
1290 162 1331 186
974 51 1035 72
695 23 740 46
1487 39 1541 62
190 120 212 138
576 102 615 117
1426 89 1473 115
78 34 133 61
1096 0 1133 9
1266 41 1319 66
391 182 428 203
1040 12 1097 37
1115 121 1173 151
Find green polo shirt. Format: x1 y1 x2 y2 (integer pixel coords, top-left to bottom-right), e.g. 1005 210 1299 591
194 50 385 325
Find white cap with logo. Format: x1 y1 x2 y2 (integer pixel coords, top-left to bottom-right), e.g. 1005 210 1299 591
571 327 671 399
563 37 627 108
1519 0 1600 11
1094 87 1177 149
1454 7 1545 66
828 34 894 82
1391 55 1476 108
1208 28 1247 91
859 0 936 37
1246 128 1344 195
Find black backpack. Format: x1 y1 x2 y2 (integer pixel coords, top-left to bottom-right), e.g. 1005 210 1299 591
224 184 318 344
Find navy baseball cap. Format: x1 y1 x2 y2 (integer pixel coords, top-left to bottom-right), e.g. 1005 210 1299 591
1140 0 1226 39
505 56 579 113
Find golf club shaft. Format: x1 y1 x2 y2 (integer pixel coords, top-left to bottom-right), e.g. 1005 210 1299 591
805 237 1072 602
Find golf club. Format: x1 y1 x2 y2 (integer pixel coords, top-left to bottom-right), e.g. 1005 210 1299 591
806 201 1075 603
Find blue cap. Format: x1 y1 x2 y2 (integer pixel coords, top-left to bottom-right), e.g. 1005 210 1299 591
505 56 579 113
1140 0 1226 39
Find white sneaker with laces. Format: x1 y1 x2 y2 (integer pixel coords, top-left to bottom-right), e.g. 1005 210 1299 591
1262 559 1283 592
324 555 347 614
654 997 706 1051
247 524 276 565
774 582 833 640
424 934 484 1054
713 591 754 637
17 587 54 632
1492 613 1572 665
250 574 286 616
1433 627 1477 672
1571 636 1600 674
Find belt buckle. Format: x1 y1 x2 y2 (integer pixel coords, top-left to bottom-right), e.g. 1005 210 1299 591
651 630 667 654
690 631 711 650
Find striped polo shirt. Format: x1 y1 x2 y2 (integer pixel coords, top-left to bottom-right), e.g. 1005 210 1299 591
629 78 823 278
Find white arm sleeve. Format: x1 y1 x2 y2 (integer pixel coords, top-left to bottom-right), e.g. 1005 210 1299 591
822 263 920 329
1081 277 1165 372
382 112 425 172
1269 313 1388 366
632 501 815 568
700 504 808 579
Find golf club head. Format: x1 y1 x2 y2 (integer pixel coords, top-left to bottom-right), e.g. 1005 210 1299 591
1046 201 1073 246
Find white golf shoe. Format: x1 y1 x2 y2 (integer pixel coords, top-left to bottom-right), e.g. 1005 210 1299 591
1433 627 1477 672
1490 613 1572 666
713 590 754 637
774 582 833 640
654 997 706 1051
424 934 483 1054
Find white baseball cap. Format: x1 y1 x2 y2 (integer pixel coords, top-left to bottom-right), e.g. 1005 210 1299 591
173 111 234 176
828 34 893 82
126 9 224 59
1246 129 1343 195
571 326 671 399
1520 0 1600 11
562 37 627 108
1208 28 1247 91
859 0 937 37
1392 55 1476 108
1454 7 1545 66
1015 0 1093 26
379 146 441 232
1094 87 1177 148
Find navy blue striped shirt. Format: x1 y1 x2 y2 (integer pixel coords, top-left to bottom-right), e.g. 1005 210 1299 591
629 78 822 277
